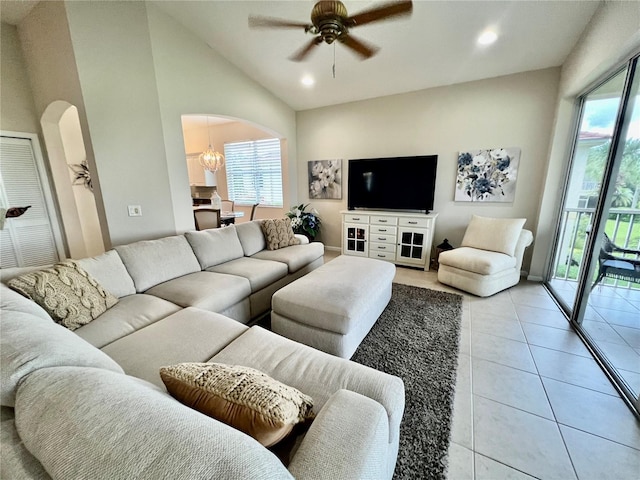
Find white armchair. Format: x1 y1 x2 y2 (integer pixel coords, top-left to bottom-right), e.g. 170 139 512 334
437 215 533 297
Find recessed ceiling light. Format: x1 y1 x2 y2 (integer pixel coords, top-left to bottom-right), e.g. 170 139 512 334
301 75 315 87
477 30 498 46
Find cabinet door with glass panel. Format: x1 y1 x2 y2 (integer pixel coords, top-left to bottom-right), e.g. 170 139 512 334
343 224 369 257
396 227 428 265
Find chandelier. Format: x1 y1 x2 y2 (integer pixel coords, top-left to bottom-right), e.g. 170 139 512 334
199 116 224 172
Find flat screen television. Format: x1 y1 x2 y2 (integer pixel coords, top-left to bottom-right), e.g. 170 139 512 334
347 155 438 212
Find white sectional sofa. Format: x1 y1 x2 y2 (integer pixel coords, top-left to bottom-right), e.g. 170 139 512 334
0 220 405 479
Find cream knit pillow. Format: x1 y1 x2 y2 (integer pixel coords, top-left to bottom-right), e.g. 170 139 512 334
160 362 314 447
461 215 526 256
7 261 118 330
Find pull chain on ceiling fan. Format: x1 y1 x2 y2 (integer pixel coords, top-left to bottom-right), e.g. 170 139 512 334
248 0 413 62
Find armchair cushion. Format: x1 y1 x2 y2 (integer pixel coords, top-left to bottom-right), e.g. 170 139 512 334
461 215 526 256
185 226 244 269
438 247 516 275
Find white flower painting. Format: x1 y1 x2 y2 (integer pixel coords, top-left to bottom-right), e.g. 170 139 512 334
455 147 520 202
308 160 342 200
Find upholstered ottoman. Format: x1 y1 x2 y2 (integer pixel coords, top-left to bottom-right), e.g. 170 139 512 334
271 255 396 359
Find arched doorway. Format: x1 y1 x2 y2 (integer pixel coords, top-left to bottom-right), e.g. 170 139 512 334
41 101 104 258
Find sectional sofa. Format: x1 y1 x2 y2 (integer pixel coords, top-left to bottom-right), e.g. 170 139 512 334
0 220 405 479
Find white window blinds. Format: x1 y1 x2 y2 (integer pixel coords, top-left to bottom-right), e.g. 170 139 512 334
224 138 283 207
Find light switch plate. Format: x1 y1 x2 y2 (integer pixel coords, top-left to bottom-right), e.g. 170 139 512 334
128 205 142 217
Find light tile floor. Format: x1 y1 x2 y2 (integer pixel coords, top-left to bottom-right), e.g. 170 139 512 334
324 252 640 479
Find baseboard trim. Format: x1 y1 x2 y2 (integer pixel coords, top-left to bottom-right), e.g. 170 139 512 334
324 245 341 252
527 275 544 282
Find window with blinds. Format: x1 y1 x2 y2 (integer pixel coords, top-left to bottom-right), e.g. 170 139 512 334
224 138 283 207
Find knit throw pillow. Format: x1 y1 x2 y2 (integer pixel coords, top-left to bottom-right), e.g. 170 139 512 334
7 260 118 330
160 362 315 447
261 218 300 251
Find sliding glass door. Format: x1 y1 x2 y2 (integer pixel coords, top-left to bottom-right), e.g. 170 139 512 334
547 55 640 413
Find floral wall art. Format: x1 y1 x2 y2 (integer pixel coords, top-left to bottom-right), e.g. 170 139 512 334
308 160 342 200
455 147 520 202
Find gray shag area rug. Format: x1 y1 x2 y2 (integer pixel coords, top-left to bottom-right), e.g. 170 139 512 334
351 283 463 480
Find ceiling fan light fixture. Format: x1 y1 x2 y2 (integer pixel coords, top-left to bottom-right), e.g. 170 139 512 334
477 30 498 46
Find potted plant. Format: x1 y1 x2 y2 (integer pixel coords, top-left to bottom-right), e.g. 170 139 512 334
286 203 321 241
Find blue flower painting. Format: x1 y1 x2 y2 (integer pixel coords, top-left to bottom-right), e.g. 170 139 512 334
455 147 520 202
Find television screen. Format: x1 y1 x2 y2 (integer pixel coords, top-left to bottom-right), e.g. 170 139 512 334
347 155 437 212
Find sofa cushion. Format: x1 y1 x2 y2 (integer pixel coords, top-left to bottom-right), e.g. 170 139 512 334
74 294 182 349
1 408 52 480
101 308 248 387
7 261 118 331
438 246 517 275
15 367 293 479
1 309 123 407
252 242 325 273
212 326 405 447
261 218 300 251
185 226 244 269
207 257 288 293
236 220 267 256
461 215 526 256
115 235 201 292
76 250 136 298
145 271 251 313
0 284 51 322
160 362 314 447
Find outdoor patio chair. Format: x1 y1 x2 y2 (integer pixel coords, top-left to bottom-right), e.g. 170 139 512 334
591 233 640 290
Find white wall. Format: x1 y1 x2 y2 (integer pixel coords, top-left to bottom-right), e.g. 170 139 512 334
0 23 38 133
145 4 296 233
17 1 297 246
297 68 561 271
529 1 640 280
18 0 111 249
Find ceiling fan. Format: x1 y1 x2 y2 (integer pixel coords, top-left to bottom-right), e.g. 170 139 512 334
248 0 413 62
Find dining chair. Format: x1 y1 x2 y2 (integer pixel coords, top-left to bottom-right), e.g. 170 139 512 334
194 208 221 230
250 203 260 220
221 199 234 212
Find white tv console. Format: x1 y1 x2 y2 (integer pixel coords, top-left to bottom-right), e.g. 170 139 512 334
341 210 438 271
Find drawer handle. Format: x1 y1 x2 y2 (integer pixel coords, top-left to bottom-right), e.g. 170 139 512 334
377 254 385 258
379 229 387 232
379 246 386 249
378 237 386 240
379 219 388 223
408 221 418 225
353 217 360 221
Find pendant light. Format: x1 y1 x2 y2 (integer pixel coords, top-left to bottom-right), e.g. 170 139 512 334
199 116 225 172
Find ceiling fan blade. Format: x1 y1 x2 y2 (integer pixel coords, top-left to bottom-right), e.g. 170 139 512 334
248 15 310 29
289 37 323 62
346 0 413 27
339 34 379 59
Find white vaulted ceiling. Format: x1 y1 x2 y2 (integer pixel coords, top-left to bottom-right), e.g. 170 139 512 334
1 1 602 111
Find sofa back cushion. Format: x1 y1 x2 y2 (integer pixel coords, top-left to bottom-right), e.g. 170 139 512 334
185 225 244 269
16 367 293 479
76 250 136 298
461 215 526 256
0 284 51 322
115 236 201 292
235 220 267 256
1 309 123 407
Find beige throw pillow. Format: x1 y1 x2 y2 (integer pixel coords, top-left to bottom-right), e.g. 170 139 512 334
160 362 315 447
7 260 118 330
261 218 300 251
461 215 526 256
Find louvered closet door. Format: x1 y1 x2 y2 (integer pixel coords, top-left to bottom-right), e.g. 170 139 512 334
0 136 61 268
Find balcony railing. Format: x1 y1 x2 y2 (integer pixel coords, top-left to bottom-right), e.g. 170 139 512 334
552 207 640 289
